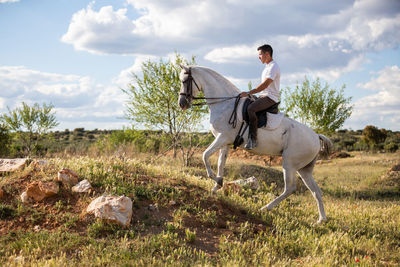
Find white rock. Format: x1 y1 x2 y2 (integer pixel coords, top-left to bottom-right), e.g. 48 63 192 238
231 176 259 190
0 158 28 173
72 179 92 193
86 196 133 227
57 168 79 186
20 191 32 203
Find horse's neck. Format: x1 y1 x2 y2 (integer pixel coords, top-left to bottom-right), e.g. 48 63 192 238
194 68 241 127
196 68 240 98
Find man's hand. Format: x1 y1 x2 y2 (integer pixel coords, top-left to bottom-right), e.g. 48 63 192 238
240 92 249 98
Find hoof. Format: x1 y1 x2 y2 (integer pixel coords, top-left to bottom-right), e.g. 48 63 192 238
211 183 222 194
215 176 223 187
316 218 327 224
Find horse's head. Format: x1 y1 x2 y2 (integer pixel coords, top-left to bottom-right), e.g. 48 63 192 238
178 65 201 110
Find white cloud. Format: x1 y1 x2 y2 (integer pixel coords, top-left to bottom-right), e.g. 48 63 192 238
62 0 400 56
202 0 399 81
0 66 82 98
0 65 129 130
60 0 400 88
346 65 400 130
358 65 400 94
112 55 157 88
204 45 256 63
312 55 366 82
61 5 137 54
126 0 236 38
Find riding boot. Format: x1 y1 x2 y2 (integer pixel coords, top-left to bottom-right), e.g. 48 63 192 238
245 123 257 150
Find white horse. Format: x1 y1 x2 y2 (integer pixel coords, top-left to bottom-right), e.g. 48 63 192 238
178 65 333 224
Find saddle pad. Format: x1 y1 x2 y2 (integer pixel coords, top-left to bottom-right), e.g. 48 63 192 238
236 98 284 130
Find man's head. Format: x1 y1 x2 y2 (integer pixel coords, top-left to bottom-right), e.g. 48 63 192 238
257 44 273 64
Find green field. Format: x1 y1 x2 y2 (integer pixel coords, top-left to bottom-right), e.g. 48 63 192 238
0 151 399 266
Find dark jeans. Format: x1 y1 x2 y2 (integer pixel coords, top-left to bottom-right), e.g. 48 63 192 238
247 96 277 139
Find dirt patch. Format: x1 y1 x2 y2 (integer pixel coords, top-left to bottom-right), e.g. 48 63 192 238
374 164 400 192
175 194 268 256
390 163 400 172
330 151 352 159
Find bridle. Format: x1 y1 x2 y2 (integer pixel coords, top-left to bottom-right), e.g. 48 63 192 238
179 67 238 106
179 67 200 103
179 67 242 129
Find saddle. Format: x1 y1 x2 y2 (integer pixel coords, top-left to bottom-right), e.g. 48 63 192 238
242 97 280 128
232 97 280 149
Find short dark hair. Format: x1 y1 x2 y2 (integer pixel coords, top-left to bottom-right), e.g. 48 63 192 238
257 44 273 57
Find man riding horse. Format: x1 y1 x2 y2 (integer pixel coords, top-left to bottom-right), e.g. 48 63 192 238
240 44 280 150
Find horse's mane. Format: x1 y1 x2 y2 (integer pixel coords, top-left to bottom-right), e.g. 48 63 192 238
193 66 241 94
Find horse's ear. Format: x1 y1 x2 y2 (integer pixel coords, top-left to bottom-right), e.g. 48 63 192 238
179 64 189 72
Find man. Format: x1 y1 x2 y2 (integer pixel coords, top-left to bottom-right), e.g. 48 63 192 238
240 44 280 150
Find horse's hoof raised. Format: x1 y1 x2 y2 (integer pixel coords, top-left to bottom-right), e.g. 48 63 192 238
211 183 221 194
215 176 223 187
259 205 268 212
260 204 273 212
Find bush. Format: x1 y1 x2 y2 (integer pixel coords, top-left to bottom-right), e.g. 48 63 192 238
384 143 398 153
362 125 387 150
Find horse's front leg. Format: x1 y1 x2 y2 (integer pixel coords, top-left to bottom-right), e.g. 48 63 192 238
217 145 229 178
203 134 228 193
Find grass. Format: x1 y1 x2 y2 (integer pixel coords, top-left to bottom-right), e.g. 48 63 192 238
0 151 399 266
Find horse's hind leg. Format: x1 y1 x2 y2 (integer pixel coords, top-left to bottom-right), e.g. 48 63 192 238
298 159 327 224
260 164 297 211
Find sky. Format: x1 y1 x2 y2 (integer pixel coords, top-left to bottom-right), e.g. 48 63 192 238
0 0 399 131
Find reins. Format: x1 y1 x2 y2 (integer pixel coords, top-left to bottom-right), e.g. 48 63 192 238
228 95 242 128
191 96 238 106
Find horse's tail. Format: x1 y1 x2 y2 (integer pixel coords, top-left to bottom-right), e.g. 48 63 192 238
318 134 333 159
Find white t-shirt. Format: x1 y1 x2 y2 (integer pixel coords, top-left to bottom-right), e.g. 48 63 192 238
258 60 280 102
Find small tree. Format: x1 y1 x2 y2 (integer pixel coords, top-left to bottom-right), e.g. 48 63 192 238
282 77 353 134
362 125 387 150
0 102 59 156
123 54 207 161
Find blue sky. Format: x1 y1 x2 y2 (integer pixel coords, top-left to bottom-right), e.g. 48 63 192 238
1 0 399 131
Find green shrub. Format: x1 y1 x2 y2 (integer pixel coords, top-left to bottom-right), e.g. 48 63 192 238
384 142 398 153
185 228 196 244
87 221 126 238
